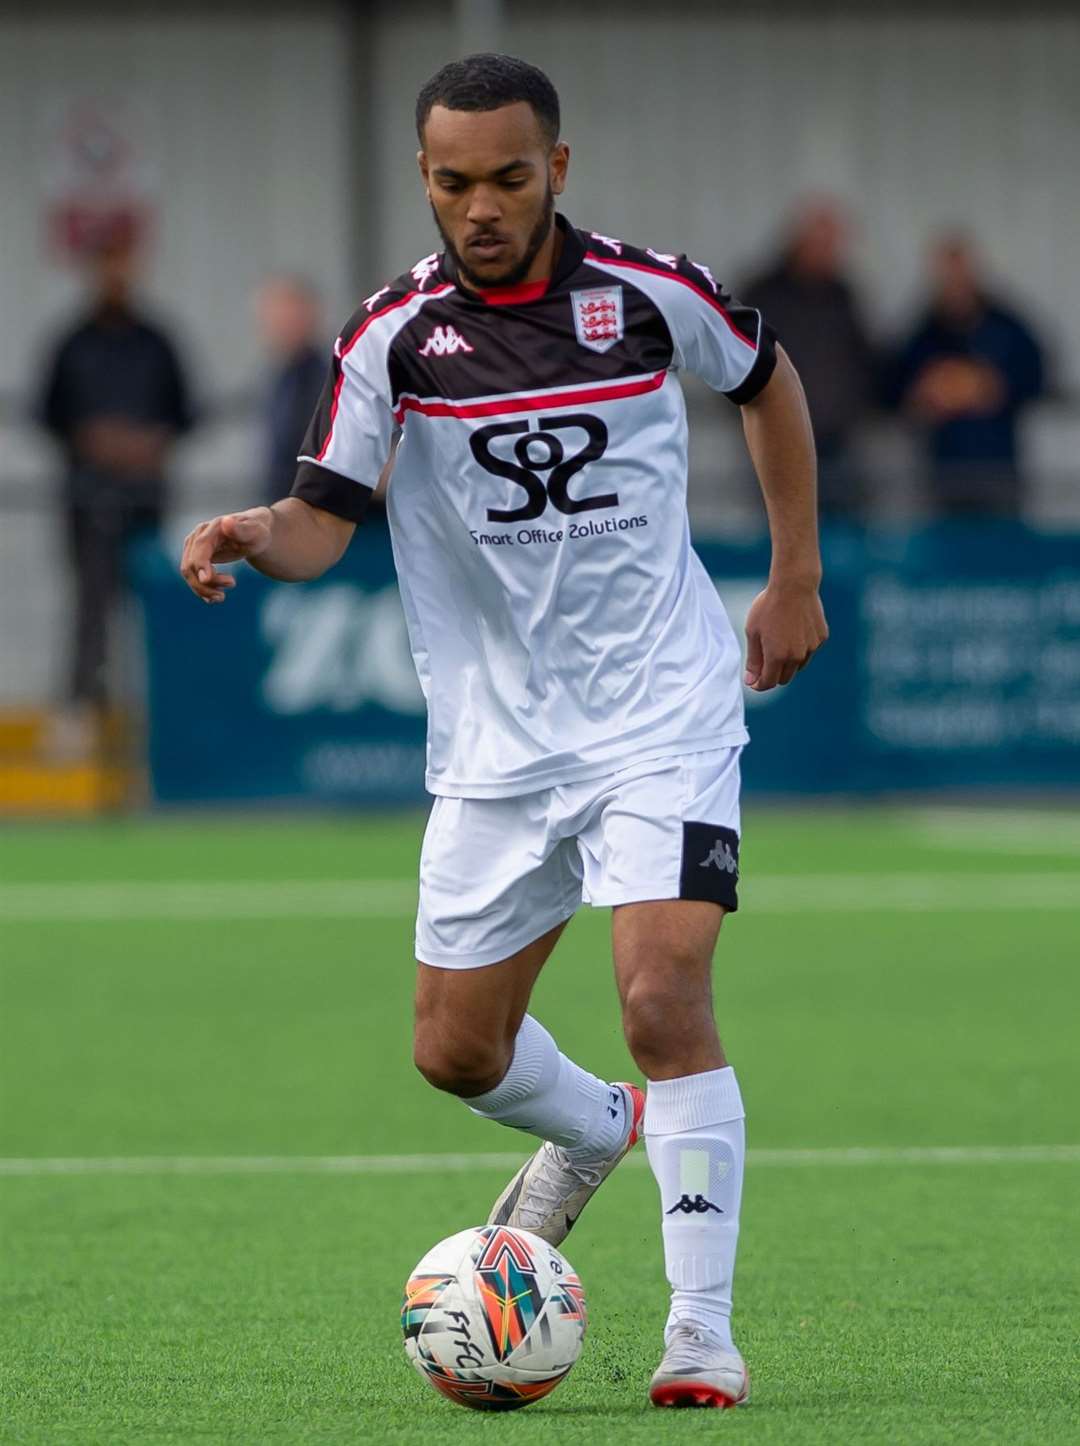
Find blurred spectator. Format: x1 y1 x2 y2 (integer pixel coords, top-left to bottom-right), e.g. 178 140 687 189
256 275 325 504
886 233 1045 518
37 235 192 747
743 198 877 518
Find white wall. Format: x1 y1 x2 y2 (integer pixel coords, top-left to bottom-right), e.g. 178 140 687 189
0 7 355 705
3 5 1076 413
1 2 1077 708
0 10 354 405
372 5 1079 381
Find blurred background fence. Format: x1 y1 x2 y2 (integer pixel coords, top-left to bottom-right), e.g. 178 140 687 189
2 0 1078 813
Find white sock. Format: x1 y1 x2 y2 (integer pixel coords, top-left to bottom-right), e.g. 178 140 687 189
467 1014 627 1163
644 1066 745 1351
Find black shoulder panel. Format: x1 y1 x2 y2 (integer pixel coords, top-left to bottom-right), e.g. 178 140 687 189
581 230 776 404
583 231 743 317
298 272 424 465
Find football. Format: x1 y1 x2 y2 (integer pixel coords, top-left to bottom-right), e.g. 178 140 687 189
402 1224 587 1411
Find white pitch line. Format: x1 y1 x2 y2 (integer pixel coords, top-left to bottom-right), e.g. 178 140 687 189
0 879 419 922
748 874 1080 911
0 873 1077 923
1 1145 1077 1178
911 809 1080 855
912 808 1080 841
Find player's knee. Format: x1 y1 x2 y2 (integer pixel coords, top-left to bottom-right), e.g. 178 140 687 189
621 993 679 1074
413 1028 511 1098
621 975 713 1076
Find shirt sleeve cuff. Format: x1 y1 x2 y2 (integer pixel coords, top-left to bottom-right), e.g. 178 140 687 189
290 460 373 523
725 324 778 405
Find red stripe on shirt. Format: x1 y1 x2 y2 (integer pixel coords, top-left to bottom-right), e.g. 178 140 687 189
315 367 347 463
583 252 757 350
316 284 454 462
394 369 667 423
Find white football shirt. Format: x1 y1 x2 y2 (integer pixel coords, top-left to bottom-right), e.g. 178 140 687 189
293 218 776 797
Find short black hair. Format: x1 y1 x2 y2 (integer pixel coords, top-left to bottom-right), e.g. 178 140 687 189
416 54 560 147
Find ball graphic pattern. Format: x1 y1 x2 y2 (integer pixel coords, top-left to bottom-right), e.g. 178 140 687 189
402 1225 587 1411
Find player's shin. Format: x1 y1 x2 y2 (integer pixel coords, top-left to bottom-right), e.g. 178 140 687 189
466 1013 627 1161
644 1067 745 1349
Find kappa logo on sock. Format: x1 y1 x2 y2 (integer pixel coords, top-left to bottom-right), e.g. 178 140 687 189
665 1193 724 1215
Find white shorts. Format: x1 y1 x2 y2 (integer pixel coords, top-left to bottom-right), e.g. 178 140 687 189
416 746 742 969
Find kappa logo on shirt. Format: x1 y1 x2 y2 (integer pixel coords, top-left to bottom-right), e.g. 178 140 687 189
411 253 441 289
418 324 475 358
361 285 391 313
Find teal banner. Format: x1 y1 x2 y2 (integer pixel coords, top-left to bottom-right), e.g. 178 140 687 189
703 524 1080 792
134 521 1080 803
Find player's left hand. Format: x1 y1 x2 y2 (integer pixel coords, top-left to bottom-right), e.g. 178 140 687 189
744 580 828 691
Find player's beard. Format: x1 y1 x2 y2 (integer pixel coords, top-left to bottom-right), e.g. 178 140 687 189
433 184 556 292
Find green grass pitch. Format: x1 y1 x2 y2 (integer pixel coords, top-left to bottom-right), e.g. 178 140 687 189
1 808 1077 1443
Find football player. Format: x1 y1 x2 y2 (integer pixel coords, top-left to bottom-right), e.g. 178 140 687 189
181 53 827 1408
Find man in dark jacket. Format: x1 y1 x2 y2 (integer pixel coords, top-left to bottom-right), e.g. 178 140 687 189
743 199 877 518
887 234 1045 518
255 276 326 505
39 236 192 721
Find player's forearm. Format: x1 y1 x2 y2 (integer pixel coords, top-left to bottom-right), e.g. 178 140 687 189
246 498 355 582
740 347 822 589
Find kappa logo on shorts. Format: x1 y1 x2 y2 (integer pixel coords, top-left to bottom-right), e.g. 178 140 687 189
700 839 738 874
680 822 740 912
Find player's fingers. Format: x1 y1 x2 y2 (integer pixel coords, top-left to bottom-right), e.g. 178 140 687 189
180 526 202 576
744 627 764 687
189 569 229 605
191 523 228 584
181 523 228 599
194 575 235 603
750 650 784 691
182 551 214 596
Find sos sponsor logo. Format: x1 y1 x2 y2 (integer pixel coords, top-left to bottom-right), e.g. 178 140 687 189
469 413 616 523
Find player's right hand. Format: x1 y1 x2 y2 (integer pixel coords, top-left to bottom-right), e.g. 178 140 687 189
180 508 273 603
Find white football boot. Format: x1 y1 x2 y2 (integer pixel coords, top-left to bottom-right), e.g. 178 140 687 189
486 1082 644 1246
649 1321 750 1409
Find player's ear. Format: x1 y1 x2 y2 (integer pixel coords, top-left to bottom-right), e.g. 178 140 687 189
549 142 569 197
417 150 430 195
